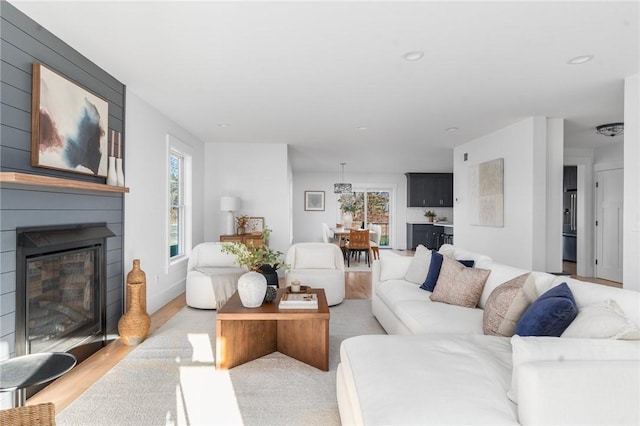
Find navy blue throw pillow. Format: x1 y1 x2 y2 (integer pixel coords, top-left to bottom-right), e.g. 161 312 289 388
514 283 578 337
420 251 443 292
459 260 475 267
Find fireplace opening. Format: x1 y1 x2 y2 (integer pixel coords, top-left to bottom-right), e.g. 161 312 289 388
16 223 114 396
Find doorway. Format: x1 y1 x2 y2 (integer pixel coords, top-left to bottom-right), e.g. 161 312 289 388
595 168 623 283
337 189 392 247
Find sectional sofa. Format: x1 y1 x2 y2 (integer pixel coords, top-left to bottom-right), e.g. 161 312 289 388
336 244 640 425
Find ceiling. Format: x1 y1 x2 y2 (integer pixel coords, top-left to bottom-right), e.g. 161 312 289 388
10 1 639 174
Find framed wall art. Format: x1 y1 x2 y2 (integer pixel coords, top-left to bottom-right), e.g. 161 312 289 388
31 63 110 177
469 158 504 227
246 217 265 234
304 191 325 211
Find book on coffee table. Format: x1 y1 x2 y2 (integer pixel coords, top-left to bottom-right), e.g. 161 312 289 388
279 293 318 309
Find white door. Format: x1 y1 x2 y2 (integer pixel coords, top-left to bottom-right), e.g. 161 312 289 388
595 169 623 282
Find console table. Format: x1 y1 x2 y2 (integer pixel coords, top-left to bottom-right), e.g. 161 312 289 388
220 234 266 248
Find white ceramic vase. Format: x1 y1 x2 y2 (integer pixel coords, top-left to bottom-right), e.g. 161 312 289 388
237 271 267 308
343 212 353 229
106 156 117 186
116 158 125 187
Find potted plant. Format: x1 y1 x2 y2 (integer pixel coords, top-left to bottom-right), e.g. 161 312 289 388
236 215 249 235
221 229 290 307
221 229 289 272
424 209 437 223
339 194 357 229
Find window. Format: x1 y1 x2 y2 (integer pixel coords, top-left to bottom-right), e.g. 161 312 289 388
169 149 185 259
338 189 392 247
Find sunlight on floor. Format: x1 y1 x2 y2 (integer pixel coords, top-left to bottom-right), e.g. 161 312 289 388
170 333 243 425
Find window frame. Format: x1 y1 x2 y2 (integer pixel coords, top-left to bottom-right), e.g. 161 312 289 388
167 135 192 270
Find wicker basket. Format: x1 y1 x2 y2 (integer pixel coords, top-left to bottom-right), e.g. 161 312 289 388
0 402 56 426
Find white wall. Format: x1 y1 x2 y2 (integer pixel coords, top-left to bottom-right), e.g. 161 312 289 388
594 142 624 169
124 90 205 314
453 117 563 271
623 73 639 290
204 143 291 256
292 172 408 248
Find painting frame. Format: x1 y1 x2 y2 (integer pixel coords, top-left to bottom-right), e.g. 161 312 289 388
246 217 265 234
31 63 110 177
304 190 325 211
469 158 504 227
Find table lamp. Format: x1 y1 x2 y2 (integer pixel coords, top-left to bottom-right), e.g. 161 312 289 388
220 196 241 235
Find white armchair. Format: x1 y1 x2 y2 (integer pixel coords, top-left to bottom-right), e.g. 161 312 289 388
186 242 246 309
284 242 345 306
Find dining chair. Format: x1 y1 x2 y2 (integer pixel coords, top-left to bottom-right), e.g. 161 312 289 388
346 229 370 267
321 223 334 244
368 224 382 260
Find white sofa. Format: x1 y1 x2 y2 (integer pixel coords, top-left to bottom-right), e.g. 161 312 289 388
337 244 640 425
284 242 345 306
185 242 245 309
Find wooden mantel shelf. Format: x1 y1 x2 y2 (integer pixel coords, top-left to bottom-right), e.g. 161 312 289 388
0 172 129 193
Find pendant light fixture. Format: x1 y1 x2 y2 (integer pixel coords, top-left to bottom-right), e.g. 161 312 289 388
596 122 624 137
334 162 352 194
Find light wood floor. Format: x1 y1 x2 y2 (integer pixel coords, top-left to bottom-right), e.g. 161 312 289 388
29 249 620 413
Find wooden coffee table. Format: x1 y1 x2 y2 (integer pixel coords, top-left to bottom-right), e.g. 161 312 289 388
216 288 330 371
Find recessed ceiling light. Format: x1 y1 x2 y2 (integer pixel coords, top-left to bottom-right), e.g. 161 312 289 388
403 51 424 61
567 55 594 65
446 127 459 132
217 123 229 128
357 126 368 131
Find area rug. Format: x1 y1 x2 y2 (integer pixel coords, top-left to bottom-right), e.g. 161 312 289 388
56 300 385 426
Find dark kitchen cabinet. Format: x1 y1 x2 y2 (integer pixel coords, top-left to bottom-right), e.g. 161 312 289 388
406 173 453 207
407 224 446 250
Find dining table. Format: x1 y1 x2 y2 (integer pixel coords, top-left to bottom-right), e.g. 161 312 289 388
330 227 377 245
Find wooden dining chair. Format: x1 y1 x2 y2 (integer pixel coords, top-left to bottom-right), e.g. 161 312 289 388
346 229 371 267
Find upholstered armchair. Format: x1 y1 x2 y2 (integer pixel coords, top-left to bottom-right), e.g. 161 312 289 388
186 242 246 309
284 242 345 306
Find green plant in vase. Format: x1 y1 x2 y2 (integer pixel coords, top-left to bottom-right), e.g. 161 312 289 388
424 209 437 222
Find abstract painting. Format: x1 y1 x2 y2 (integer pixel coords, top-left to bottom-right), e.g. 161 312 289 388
304 191 325 211
469 158 504 227
31 63 109 176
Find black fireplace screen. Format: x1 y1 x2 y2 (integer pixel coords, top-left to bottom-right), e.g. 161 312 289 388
26 247 100 354
16 223 113 358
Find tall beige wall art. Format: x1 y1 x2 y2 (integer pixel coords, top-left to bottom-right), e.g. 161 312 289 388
469 158 504 227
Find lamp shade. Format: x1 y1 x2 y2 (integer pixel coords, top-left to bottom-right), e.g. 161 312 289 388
220 196 241 211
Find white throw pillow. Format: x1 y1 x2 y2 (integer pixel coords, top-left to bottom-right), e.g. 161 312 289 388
404 245 432 284
509 335 640 403
561 299 640 340
295 246 335 269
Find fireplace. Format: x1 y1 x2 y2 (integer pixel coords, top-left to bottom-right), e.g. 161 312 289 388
16 224 114 369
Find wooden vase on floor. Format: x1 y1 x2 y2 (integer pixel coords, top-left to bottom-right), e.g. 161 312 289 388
118 259 150 345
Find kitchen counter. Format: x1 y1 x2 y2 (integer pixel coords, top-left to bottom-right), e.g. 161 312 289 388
407 221 454 228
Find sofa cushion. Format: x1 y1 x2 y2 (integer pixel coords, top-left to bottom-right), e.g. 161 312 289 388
509 335 640 403
394 299 484 334
496 274 537 337
340 334 517 425
430 256 490 308
483 273 532 336
404 245 432 284
420 251 444 291
515 283 578 337
294 246 335 269
561 299 640 340
376 279 431 312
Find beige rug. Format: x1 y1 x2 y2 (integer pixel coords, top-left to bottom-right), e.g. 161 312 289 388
56 300 385 426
